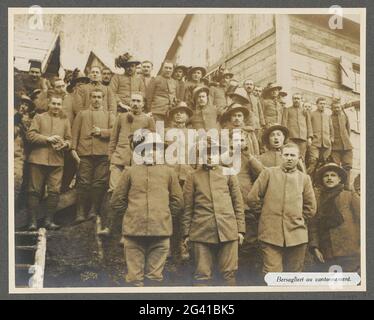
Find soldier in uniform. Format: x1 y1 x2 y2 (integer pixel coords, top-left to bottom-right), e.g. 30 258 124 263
182 138 246 286
243 79 265 142
262 83 283 127
184 66 207 107
101 67 113 87
281 93 313 161
307 97 334 179
224 115 264 284
71 88 115 224
77 66 116 114
309 163 360 272
222 102 258 156
248 143 316 274
226 88 260 156
14 96 36 206
16 59 48 99
110 132 183 287
26 94 72 230
209 69 234 116
110 53 145 111
258 125 289 167
64 69 90 125
101 92 155 235
140 60 154 90
189 86 220 131
172 65 189 104
164 101 195 271
146 60 178 123
330 98 354 190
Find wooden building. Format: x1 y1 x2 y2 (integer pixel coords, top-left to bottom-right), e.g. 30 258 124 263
164 13 362 176
13 28 61 78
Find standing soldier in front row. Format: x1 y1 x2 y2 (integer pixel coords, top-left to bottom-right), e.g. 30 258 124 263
182 139 246 286
26 94 72 230
309 163 360 272
110 133 184 287
330 98 354 190
248 143 316 274
72 88 115 224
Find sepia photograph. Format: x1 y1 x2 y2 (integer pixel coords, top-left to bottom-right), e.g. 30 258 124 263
8 7 366 294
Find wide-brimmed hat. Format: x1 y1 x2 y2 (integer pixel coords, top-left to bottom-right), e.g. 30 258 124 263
168 101 194 119
15 95 36 112
262 124 289 146
220 69 234 80
227 87 250 105
315 163 348 186
226 79 240 96
223 103 249 120
19 95 34 106
188 66 207 78
193 86 210 100
263 82 283 95
124 57 141 67
173 65 188 74
115 53 141 69
67 70 90 92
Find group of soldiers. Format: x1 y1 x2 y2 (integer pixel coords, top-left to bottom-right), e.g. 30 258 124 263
14 53 361 287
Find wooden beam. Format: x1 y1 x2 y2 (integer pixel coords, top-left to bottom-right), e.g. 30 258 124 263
275 14 292 104
29 228 47 289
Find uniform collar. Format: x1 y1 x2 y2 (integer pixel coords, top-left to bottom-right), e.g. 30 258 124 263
203 164 219 171
281 165 297 173
144 162 156 166
90 106 103 111
174 123 187 129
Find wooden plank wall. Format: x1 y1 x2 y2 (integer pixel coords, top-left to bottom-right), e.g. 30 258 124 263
289 15 360 105
225 30 277 87
175 14 275 76
288 15 361 176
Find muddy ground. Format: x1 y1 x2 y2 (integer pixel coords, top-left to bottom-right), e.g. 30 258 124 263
43 206 317 288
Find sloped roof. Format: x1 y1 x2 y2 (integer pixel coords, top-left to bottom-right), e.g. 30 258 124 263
13 28 59 73
84 50 123 75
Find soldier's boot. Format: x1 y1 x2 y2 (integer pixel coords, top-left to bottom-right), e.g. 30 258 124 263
97 192 112 237
74 191 89 225
27 193 39 231
344 167 352 190
87 187 106 221
44 193 60 231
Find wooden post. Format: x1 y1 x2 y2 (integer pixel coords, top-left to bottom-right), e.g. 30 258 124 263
275 14 293 105
29 228 47 289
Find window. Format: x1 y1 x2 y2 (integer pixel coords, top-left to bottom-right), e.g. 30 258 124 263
339 56 360 93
